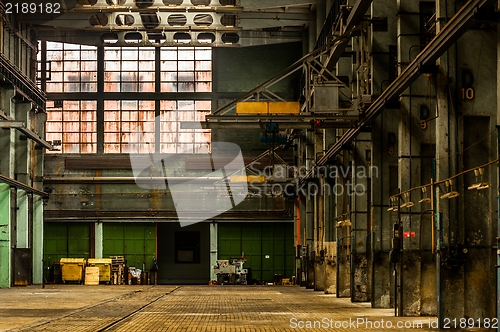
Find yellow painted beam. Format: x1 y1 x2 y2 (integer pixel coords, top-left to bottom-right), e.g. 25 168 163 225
268 101 300 114
230 175 265 183
236 101 300 115
236 102 268 114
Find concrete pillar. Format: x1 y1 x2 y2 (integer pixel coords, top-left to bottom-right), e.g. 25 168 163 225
314 130 325 291
0 184 11 288
335 155 352 298
305 130 315 289
350 133 371 302
0 88 16 178
369 0 399 308
210 222 218 281
95 222 103 258
16 190 29 248
32 195 43 284
434 0 460 325
15 100 31 185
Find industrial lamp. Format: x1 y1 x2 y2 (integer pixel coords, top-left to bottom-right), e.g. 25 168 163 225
468 168 490 190
440 179 459 199
387 196 398 211
419 186 431 203
400 192 415 208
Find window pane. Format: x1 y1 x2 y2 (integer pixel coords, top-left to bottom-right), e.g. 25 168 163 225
45 100 97 154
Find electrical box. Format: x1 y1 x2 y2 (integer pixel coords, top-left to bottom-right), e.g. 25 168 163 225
312 82 340 113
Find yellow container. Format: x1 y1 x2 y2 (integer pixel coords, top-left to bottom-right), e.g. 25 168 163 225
60 258 86 283
87 258 112 283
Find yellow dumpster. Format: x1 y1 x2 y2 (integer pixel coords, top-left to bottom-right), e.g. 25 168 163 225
87 258 112 284
60 258 86 284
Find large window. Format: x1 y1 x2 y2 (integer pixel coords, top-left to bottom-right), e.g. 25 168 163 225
104 47 155 93
39 42 212 154
104 100 156 154
46 100 97 153
39 42 98 93
160 47 212 92
160 100 211 153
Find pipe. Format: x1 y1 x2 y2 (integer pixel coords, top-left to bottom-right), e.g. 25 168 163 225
431 177 435 254
43 176 231 184
0 173 48 197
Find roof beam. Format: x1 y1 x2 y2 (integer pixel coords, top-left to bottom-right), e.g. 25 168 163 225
301 0 495 183
241 0 315 11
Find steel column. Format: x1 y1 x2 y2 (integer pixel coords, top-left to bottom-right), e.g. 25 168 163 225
0 184 11 288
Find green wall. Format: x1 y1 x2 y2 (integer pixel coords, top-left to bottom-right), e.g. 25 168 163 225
103 223 156 270
218 222 294 283
44 222 91 268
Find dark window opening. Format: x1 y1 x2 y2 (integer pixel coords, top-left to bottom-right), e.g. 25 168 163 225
175 231 200 263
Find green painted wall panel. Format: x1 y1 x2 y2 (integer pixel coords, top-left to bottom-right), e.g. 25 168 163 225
43 223 91 268
103 223 156 270
218 222 294 283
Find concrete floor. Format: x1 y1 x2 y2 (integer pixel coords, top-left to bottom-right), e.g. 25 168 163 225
0 285 445 331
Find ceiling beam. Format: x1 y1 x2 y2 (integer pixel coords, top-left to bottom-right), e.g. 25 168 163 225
241 0 316 11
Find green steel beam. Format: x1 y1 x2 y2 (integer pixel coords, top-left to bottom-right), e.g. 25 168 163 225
32 195 43 284
0 184 11 288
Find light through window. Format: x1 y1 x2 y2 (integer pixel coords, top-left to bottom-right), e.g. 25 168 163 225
38 42 98 93
39 42 212 154
104 100 156 153
46 100 97 153
160 100 211 153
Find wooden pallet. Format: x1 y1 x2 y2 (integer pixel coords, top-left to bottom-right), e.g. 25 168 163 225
110 256 125 285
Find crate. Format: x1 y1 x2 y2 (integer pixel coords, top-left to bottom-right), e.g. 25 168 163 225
85 267 99 285
110 256 125 285
60 258 86 283
87 258 112 284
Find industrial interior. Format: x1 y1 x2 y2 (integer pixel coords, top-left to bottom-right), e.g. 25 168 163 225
0 0 499 328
